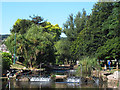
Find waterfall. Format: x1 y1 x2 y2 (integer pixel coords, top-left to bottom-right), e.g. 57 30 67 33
66 77 81 83
92 77 99 85
30 77 51 81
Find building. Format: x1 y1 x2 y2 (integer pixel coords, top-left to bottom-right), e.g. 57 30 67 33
0 44 9 53
0 34 10 53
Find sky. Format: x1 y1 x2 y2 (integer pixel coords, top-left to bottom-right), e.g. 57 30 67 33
1 1 97 37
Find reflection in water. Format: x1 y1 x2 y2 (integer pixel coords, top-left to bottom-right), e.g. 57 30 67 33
55 83 68 88
14 81 52 88
67 83 80 88
2 79 118 89
30 81 51 87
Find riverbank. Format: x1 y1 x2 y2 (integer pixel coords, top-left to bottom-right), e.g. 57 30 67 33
1 69 119 89
10 61 44 71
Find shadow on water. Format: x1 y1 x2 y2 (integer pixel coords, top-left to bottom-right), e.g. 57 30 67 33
1 78 109 89
2 70 119 89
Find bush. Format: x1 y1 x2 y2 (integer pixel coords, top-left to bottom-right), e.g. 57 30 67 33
76 56 101 77
2 52 12 71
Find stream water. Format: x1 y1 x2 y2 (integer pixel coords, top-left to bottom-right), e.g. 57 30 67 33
1 78 110 89
1 69 119 89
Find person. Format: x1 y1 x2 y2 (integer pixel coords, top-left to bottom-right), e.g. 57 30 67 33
104 64 107 71
108 60 111 71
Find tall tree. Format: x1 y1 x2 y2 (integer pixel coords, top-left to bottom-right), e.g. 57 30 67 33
5 16 62 68
63 13 75 41
11 19 33 34
96 2 120 60
86 2 114 55
29 15 47 26
63 9 87 62
54 38 71 64
70 2 115 61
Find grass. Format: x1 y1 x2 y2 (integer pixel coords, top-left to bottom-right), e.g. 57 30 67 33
106 70 115 73
10 62 44 70
10 63 26 69
104 69 120 74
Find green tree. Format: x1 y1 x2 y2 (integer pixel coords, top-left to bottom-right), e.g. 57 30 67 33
5 16 62 68
63 10 87 62
54 38 71 64
71 2 114 60
29 15 46 26
24 24 55 67
96 2 120 60
11 19 33 34
87 2 114 54
4 34 16 54
74 9 87 35
44 22 62 41
63 13 75 41
97 37 120 60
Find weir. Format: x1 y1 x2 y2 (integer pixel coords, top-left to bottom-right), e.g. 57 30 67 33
55 75 67 82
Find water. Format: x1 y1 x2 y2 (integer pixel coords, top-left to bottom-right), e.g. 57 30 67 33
1 80 97 89
1 70 119 89
1 78 109 89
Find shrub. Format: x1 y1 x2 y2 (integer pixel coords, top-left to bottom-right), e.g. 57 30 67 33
1 52 12 71
76 56 101 77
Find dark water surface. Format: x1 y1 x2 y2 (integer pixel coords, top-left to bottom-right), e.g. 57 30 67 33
1 79 111 89
1 71 120 89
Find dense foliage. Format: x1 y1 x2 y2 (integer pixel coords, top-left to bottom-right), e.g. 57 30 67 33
4 2 120 69
54 38 71 64
76 56 101 77
63 2 120 63
1 52 12 71
5 16 62 68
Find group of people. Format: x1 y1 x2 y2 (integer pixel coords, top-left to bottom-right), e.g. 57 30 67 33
104 60 111 71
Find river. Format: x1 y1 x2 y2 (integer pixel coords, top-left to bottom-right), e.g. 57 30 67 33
1 78 110 89
1 69 119 89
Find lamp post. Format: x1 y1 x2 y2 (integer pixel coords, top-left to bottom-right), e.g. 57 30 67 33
40 63 41 77
13 33 16 64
